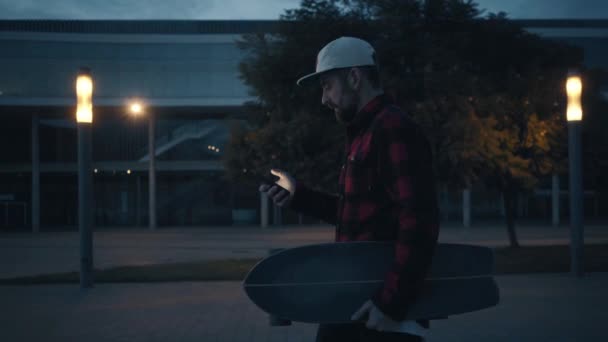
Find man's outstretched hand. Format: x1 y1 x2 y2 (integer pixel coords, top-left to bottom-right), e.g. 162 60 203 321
259 169 296 208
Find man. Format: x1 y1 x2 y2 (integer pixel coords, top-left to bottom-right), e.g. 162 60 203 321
259 37 439 342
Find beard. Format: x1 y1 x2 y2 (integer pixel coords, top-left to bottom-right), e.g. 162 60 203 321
333 87 359 124
334 104 358 124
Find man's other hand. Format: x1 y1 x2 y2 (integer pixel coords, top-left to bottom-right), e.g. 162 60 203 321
351 300 402 332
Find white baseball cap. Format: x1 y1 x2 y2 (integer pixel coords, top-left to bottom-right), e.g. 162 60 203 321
296 36 377 86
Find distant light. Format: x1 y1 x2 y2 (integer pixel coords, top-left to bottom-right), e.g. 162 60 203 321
94 169 98 173
216 148 221 153
566 75 582 122
129 101 143 115
127 169 131 175
76 69 93 123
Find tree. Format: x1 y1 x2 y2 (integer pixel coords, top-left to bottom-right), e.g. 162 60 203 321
464 16 581 247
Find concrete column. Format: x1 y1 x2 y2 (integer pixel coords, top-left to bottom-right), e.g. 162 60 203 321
136 175 141 227
273 204 282 226
31 113 40 233
260 191 269 228
441 184 449 222
552 173 560 227
462 188 471 228
148 112 156 230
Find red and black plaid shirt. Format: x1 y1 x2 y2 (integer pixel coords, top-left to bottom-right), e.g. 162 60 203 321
291 94 439 321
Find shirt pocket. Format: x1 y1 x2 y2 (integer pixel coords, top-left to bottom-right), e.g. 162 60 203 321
344 153 376 197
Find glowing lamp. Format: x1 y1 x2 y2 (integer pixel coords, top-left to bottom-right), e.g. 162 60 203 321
566 75 582 122
130 102 143 115
76 69 93 123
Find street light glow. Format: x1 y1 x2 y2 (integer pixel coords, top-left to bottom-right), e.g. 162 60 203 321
566 75 582 121
76 71 93 123
130 102 143 115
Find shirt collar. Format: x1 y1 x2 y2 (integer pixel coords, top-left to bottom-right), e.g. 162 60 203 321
346 93 391 136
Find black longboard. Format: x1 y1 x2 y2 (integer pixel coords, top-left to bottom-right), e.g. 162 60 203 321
243 242 500 323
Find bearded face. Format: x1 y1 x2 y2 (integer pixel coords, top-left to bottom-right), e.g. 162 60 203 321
333 83 358 124
320 70 360 125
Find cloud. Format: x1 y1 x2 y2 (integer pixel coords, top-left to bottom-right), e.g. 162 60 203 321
0 0 301 19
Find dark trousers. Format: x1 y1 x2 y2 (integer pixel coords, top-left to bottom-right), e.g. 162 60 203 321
315 324 424 342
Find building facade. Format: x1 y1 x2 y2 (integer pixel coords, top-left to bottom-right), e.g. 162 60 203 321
0 19 606 230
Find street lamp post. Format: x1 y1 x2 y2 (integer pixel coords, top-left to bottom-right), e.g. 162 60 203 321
566 71 584 278
148 110 156 230
76 67 94 288
128 100 155 230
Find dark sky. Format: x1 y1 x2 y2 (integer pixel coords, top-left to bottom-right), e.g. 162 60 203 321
0 0 606 19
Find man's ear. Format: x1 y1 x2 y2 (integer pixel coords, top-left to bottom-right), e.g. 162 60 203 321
348 68 361 90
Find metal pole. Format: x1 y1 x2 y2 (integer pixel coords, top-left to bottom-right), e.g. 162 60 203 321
31 113 40 233
552 173 560 227
568 121 584 277
78 123 94 288
149 112 156 230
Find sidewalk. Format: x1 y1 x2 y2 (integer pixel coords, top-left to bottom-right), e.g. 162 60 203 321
1 222 607 278
1 273 607 341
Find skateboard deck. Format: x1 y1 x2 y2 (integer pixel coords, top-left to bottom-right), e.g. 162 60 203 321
243 242 499 323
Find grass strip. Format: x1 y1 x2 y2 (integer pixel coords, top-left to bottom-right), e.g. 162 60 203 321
2 244 607 285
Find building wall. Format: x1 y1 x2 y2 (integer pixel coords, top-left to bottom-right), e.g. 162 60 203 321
0 33 253 104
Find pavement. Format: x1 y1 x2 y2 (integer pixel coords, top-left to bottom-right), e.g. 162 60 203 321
1 221 607 341
1 274 607 341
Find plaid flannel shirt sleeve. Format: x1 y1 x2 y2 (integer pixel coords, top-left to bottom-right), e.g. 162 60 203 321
371 113 439 321
290 181 338 225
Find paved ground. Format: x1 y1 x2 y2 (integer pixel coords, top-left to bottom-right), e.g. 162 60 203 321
1 221 607 278
1 273 607 341
1 222 607 341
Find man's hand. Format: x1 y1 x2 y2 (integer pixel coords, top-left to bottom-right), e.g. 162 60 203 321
351 300 402 332
259 169 296 208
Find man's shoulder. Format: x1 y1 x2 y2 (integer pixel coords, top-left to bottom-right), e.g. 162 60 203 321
372 104 431 149
373 104 417 132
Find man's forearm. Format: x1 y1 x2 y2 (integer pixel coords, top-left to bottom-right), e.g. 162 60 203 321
289 182 338 225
